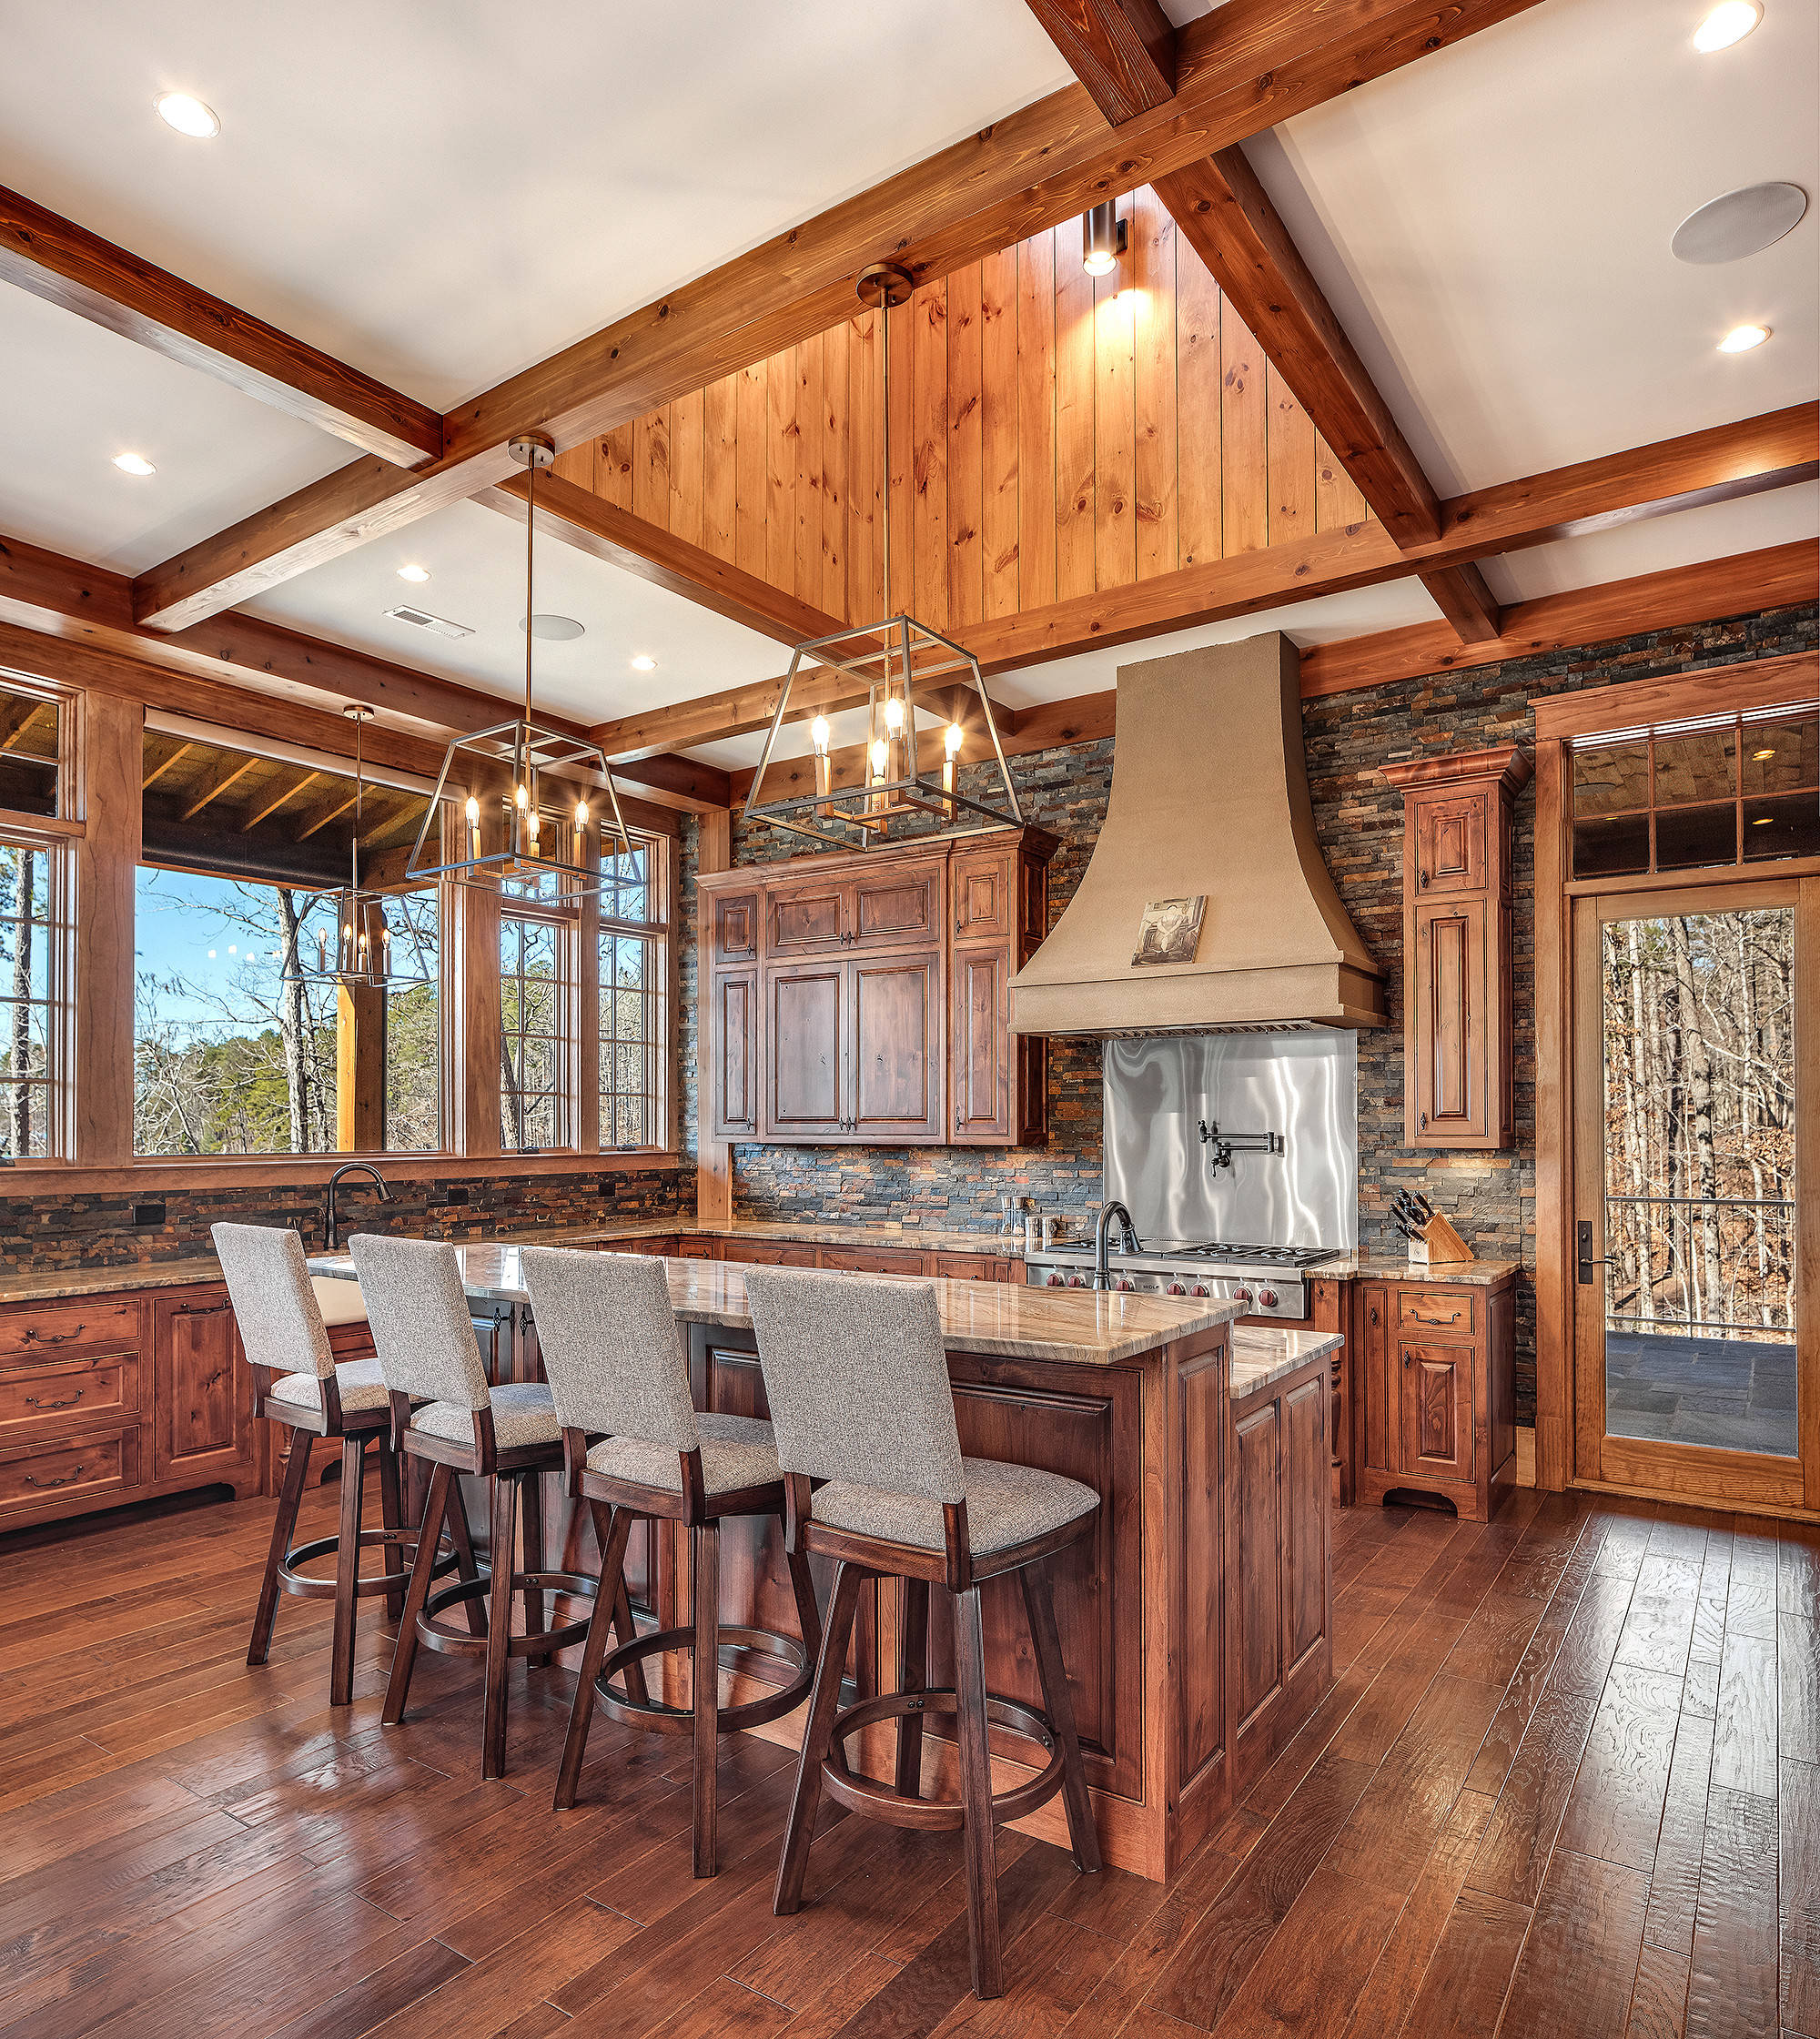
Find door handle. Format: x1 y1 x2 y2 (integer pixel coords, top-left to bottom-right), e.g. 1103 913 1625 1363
1577 1219 1596 1286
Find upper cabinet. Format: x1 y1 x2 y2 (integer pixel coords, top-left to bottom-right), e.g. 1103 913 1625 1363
701 831 1054 1148
1384 748 1530 1151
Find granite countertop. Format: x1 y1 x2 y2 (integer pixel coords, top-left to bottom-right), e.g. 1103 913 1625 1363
311 1245 1242 1368
1229 1324 1346 1398
1309 1253 1521 1286
547 1217 1031 1258
0 1257 228 1306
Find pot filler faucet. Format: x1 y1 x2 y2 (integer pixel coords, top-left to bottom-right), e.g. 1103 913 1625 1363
323 1161 395 1253
1198 1118 1286 1176
1093 1200 1140 1291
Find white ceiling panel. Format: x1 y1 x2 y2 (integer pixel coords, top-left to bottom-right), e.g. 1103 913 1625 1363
242 498 787 724
0 0 1070 410
1251 0 1818 494
0 284 352 572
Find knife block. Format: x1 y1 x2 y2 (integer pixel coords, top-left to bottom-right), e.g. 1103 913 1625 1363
1407 1211 1475 1266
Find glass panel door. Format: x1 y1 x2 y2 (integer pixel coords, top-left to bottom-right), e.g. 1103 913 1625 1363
1574 882 1813 1508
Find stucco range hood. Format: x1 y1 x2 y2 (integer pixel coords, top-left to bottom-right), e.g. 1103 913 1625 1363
1009 633 1386 1037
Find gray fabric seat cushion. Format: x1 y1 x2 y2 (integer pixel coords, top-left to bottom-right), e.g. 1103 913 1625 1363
268 1358 389 1417
585 1411 779 1496
411 1380 560 1451
813 1455 1099 1555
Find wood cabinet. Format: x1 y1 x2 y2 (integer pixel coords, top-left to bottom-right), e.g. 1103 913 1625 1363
1384 747 1529 1150
1353 1269 1516 1521
0 1278 260 1532
702 829 1054 1148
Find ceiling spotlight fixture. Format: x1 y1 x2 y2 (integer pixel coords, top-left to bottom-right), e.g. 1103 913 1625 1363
112 451 157 476
154 91 220 137
1671 182 1807 264
407 434 628 899
1693 0 1761 51
396 563 430 584
743 263 1022 851
630 654 657 672
521 614 585 641
1718 323 1771 351
1082 200 1127 277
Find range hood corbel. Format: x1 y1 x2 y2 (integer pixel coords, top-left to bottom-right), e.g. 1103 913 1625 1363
1009 633 1386 1037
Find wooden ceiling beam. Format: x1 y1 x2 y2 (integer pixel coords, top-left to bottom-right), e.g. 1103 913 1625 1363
0 184 440 469
1153 146 1441 548
125 0 1542 631
178 753 259 820
1023 0 1177 124
1419 563 1504 646
141 739 192 791
295 788 360 842
240 768 319 833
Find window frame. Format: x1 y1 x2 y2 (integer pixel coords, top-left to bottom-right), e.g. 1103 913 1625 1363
597 826 672 1154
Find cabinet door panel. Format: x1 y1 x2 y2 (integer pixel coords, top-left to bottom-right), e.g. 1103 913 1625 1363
851 859 942 951
768 879 848 956
1232 1398 1284 1731
152 1291 252 1487
1414 792 1486 895
1360 1284 1393 1472
711 969 758 1138
950 945 1009 1142
763 964 845 1136
950 850 1012 942
1411 897 1489 1145
852 955 940 1139
1399 1341 1476 1486
712 892 759 965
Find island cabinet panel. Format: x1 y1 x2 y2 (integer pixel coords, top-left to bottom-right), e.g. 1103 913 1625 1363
702 828 1055 1146
151 1287 252 1483
1400 1342 1476 1486
1177 1350 1227 1788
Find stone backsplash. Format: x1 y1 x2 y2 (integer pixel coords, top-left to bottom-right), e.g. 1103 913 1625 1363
683 600 1819 1421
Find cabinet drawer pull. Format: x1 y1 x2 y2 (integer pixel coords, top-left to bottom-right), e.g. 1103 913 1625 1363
22 1326 83 1347
25 1467 85 1489
24 1389 84 1409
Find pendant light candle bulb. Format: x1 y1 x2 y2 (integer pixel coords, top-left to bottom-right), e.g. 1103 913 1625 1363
943 720 964 801
884 695 904 732
811 716 830 756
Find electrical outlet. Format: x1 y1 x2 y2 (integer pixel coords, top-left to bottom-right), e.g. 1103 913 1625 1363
132 1202 167 1228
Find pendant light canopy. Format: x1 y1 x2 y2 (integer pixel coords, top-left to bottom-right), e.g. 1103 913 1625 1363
286 704 433 990
407 433 631 901
742 264 1024 851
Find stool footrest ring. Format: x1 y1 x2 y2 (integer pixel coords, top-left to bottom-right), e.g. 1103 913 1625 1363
278 1527 458 1603
417 1569 596 1659
821 1687 1067 1831
596 1623 814 1736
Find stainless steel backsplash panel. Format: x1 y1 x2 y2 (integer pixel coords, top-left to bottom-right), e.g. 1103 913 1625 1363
1101 1033 1358 1250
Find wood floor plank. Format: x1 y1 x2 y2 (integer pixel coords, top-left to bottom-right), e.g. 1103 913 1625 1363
1685 1785 1778 2039
1555 1660 1683 1874
1201 1864 1402 2039
1500 1849 1649 2039
1398 1886 1530 2039
1778 1758 1820 2039
1623 1939 1691 2039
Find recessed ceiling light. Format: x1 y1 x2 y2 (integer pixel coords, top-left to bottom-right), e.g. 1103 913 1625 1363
396 563 430 584
112 452 157 476
1671 182 1807 265
1694 0 1761 51
521 614 585 641
155 91 220 138
1718 323 1771 352
630 654 657 671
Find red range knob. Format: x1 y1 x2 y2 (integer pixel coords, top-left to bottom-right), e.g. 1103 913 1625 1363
1258 1288 1279 1307
1067 1275 1087 1288
1115 1277 1135 1291
1167 1281 1187 1296
1233 1286 1253 1303
1046 1272 1065 1286
1191 1284 1209 1297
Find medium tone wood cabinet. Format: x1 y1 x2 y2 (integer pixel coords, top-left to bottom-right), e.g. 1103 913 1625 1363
1384 747 1530 1150
1353 1269 1517 1521
701 830 1054 1148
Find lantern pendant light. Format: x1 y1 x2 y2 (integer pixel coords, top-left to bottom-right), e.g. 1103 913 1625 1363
406 432 631 899
743 264 1023 850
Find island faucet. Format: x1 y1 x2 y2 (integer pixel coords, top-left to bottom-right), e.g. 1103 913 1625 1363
1093 1200 1140 1291
323 1161 395 1253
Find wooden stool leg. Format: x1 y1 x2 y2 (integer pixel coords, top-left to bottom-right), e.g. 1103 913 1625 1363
248 1426 311 1667
383 1461 450 1728
1020 1559 1101 1875
591 1499 648 1708
554 1504 633 1812
774 1560 864 1917
691 1520 721 1878
330 1431 366 1706
895 1577 930 1798
445 1475 488 1639
377 1436 407 1625
954 1583 1004 2000
481 1471 520 1780
521 1469 546 1642
786 1547 823 1685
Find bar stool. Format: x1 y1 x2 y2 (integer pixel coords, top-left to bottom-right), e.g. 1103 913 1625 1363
521 1246 821 1878
216 1222 471 1707
743 1266 1102 2002
349 1232 597 1780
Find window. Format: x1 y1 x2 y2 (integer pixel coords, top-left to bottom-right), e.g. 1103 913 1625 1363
0 839 62 1158
500 903 571 1151
1572 703 1820 878
133 730 441 1156
599 831 668 1149
0 681 61 818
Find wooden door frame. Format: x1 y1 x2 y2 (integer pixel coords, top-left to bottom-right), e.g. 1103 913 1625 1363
1533 650 1819 1504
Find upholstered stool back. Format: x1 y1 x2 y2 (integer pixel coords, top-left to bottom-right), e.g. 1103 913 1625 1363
521 1247 699 1449
214 1221 333 1383
349 1232 490 1410
742 1267 965 1508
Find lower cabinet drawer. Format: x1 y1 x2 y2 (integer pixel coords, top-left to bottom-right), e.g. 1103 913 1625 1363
931 1254 997 1281
1398 1287 1478 1334
0 1299 142 1362
0 1426 138 1518
817 1246 927 1274
0 1353 139 1436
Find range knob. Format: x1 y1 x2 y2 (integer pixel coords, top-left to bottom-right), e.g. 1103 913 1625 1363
1258 1287 1279 1308
1233 1286 1253 1304
1067 1274 1087 1288
1167 1281 1187 1297
1115 1277 1136 1292
1191 1283 1210 1297
1046 1272 1065 1287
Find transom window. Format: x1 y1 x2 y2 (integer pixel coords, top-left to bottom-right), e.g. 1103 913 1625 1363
600 833 667 1149
1572 702 1820 878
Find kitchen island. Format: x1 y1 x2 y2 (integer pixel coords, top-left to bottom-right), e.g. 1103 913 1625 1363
311 1246 1340 1881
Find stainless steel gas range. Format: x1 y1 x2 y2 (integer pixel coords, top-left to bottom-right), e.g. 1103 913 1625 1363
1023 1240 1335 1321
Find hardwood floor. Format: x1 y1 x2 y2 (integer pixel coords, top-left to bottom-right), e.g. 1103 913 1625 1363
2 1473 1815 2037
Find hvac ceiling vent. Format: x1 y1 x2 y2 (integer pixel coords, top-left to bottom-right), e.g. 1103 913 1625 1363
384 604 475 641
